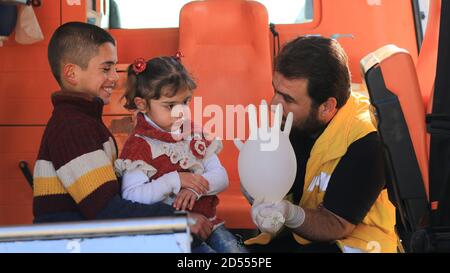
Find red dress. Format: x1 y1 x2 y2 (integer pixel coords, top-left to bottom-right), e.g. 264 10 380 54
116 113 224 227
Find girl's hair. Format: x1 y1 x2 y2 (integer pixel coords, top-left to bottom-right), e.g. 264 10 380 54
123 56 197 110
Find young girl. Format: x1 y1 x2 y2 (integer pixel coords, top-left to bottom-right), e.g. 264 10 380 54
115 55 247 253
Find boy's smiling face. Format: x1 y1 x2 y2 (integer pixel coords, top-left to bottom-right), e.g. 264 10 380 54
66 42 119 104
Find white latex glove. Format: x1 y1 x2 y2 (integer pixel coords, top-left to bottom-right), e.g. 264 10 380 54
251 200 305 234
240 184 255 205
234 101 297 203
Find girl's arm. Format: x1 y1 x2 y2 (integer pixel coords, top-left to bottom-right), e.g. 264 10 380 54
121 169 181 204
201 154 229 195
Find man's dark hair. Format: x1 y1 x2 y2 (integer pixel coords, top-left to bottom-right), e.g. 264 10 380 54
275 36 351 108
47 22 116 85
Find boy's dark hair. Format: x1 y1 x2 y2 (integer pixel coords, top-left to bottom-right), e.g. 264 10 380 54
123 57 197 110
47 22 116 86
275 36 351 108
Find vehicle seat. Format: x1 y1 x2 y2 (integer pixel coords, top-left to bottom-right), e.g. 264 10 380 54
179 0 273 228
361 45 429 233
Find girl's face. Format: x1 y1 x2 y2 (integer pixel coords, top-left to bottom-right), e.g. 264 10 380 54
146 88 193 132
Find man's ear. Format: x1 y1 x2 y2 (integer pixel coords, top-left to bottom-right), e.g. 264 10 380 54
62 63 78 86
318 97 338 123
134 97 148 112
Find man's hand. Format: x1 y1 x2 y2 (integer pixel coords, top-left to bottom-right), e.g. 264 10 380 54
178 172 209 195
174 188 198 210
251 200 305 234
188 212 213 240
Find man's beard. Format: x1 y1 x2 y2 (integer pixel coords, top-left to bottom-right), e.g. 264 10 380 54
290 106 327 137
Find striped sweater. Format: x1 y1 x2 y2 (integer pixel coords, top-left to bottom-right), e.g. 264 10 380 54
33 91 175 220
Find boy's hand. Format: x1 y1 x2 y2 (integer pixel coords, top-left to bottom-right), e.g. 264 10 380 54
178 172 209 195
188 212 213 240
174 188 198 210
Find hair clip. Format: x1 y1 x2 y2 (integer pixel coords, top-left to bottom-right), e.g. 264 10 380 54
132 58 147 75
173 51 184 62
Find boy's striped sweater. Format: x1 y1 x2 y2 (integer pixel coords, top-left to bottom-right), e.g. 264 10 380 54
33 91 119 219
33 91 174 221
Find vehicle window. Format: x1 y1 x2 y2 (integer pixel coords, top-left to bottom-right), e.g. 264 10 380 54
255 0 313 24
109 0 314 29
418 0 430 35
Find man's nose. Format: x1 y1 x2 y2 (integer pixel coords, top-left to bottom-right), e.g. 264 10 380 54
270 96 287 121
270 96 285 113
270 95 280 108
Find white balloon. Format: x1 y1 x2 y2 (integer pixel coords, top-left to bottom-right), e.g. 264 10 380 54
236 102 297 203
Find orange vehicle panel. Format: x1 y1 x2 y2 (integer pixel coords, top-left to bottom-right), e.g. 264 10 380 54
179 0 274 228
0 127 43 225
0 0 428 228
274 0 420 83
417 0 441 110
110 28 179 64
0 2 60 125
61 0 86 25
380 53 430 198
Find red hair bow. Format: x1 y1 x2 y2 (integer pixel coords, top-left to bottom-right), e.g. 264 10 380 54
132 58 147 75
173 51 184 61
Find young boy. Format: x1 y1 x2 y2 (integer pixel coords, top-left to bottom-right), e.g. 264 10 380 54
33 22 212 242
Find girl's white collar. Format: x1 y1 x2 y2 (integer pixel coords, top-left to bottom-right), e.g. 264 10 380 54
143 113 181 135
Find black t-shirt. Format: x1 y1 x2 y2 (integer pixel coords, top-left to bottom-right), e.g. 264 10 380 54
289 131 386 225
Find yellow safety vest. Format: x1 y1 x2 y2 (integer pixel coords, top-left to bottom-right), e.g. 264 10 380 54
293 92 397 253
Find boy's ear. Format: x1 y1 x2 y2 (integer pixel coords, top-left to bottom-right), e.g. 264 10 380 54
134 97 148 112
62 63 78 86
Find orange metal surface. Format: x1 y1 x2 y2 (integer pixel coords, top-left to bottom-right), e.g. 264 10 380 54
179 0 275 229
380 52 430 198
0 2 60 125
0 0 432 227
110 28 179 64
61 0 86 25
0 127 43 225
417 0 441 109
275 0 420 83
